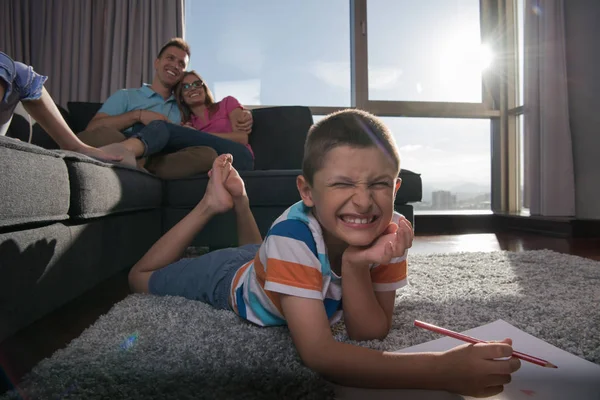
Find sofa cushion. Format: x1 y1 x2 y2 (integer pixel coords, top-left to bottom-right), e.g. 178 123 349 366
166 170 302 208
0 136 70 228
67 101 103 133
249 106 313 170
396 169 422 204
166 168 422 209
63 152 163 219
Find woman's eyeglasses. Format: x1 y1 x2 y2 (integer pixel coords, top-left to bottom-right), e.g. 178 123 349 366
182 80 204 91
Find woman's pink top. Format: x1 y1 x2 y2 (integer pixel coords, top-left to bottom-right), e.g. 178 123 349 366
189 96 253 156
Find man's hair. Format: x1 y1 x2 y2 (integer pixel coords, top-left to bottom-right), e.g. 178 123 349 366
302 109 401 185
157 37 191 59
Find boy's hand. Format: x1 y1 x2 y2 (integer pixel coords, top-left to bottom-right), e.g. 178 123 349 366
436 339 521 397
343 216 413 267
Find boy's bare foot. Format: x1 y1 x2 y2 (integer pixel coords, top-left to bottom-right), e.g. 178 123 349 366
201 154 234 214
208 161 246 199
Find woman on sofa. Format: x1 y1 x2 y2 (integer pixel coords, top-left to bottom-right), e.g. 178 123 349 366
174 71 255 159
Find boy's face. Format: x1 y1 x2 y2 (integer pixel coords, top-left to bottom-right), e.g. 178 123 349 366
297 145 401 251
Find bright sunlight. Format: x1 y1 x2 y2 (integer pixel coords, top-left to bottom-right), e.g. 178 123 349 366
438 30 494 86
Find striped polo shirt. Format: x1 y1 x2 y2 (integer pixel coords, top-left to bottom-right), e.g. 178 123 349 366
229 201 408 327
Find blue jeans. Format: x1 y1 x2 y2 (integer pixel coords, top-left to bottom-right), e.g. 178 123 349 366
148 244 261 310
129 120 254 171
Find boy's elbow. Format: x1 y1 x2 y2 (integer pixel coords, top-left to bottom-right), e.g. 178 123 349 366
295 341 336 376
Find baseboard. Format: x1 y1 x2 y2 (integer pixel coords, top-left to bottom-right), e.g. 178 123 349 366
495 214 600 238
572 219 600 238
495 214 574 238
414 213 600 238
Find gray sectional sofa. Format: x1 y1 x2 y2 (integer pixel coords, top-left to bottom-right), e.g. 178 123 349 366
0 105 422 342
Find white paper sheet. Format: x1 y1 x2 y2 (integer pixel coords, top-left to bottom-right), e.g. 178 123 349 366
334 319 600 400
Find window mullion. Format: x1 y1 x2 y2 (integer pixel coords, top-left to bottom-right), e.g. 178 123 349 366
351 0 368 109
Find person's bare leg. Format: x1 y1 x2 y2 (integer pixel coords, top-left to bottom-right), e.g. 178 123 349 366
128 154 235 293
210 162 262 245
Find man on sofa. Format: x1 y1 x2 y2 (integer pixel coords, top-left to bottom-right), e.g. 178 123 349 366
82 37 254 176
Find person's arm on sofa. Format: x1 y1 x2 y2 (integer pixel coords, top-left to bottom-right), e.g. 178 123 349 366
230 108 253 134
0 51 121 162
224 95 252 134
21 88 123 162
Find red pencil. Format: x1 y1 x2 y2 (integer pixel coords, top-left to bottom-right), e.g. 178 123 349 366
414 320 558 369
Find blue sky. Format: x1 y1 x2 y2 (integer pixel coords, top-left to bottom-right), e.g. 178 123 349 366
185 0 492 195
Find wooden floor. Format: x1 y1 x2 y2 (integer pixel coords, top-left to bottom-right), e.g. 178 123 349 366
1 233 599 393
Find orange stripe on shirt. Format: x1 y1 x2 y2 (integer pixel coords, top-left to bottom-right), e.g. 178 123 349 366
251 257 284 314
265 259 322 292
371 259 407 284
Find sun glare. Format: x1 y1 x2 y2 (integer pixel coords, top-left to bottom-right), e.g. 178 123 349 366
439 33 495 86
479 44 494 71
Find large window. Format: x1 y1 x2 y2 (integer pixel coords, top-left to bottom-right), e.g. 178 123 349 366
185 0 505 215
184 0 350 106
367 0 488 103
382 117 491 213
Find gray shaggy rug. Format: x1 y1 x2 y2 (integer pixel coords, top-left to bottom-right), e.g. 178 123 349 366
3 250 599 400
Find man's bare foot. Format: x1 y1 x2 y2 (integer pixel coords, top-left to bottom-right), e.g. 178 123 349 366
202 154 234 214
99 143 137 167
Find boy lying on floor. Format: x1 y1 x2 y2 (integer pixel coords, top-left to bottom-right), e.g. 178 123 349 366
128 109 521 398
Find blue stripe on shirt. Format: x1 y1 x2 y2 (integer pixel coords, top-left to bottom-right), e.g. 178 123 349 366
267 219 317 257
248 291 286 326
323 298 342 320
286 201 311 223
236 285 247 319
